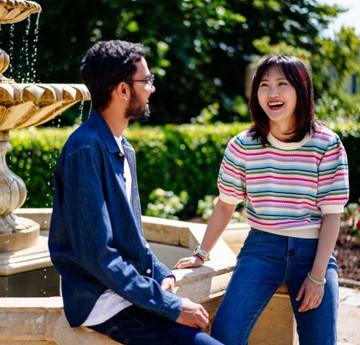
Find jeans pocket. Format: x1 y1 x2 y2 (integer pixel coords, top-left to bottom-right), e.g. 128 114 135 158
90 322 129 344
107 325 129 344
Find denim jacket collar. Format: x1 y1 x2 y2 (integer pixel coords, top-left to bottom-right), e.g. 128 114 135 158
88 109 120 154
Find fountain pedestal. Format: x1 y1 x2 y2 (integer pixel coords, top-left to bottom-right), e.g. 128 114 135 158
0 209 59 297
0 130 40 252
0 234 60 297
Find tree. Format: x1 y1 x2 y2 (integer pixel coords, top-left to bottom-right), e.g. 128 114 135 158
313 26 360 122
3 0 347 124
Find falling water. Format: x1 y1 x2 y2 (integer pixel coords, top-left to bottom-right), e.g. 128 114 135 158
1 13 41 82
16 13 40 83
28 12 40 83
8 24 15 76
77 100 89 124
18 17 31 82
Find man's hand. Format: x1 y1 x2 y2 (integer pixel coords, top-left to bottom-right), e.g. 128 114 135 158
176 298 209 329
161 276 176 291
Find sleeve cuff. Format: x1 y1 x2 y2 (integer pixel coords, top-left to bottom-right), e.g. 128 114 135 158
219 192 241 205
320 205 345 214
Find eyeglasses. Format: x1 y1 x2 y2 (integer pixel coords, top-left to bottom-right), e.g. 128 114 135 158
125 74 155 87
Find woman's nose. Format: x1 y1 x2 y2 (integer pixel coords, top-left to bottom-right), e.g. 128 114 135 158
268 86 279 97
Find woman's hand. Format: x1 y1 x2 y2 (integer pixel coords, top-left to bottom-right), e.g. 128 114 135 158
174 255 204 269
296 213 340 313
174 200 236 270
296 276 325 313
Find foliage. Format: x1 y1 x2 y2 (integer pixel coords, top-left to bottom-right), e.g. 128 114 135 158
8 127 74 207
316 92 360 123
197 195 246 223
8 121 360 218
126 122 250 216
8 122 249 214
197 195 217 221
342 202 360 240
1 0 349 124
312 27 360 123
145 188 188 220
315 27 360 92
252 36 312 63
330 123 360 204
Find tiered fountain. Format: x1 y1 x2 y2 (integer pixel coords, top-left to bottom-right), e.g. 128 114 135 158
0 0 91 296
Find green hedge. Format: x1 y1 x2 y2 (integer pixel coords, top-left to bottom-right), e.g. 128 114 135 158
7 122 360 216
8 127 75 208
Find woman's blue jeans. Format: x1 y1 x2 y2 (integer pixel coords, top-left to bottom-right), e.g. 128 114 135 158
211 228 338 345
89 304 224 345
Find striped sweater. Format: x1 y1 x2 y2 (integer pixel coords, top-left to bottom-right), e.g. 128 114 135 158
218 124 349 238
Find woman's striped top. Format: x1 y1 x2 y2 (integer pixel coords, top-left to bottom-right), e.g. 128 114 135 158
217 124 349 238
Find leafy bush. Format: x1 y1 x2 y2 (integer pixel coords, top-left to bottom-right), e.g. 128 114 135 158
8 127 75 207
145 188 188 220
197 195 246 223
342 201 360 242
126 122 249 216
329 122 360 204
7 121 360 218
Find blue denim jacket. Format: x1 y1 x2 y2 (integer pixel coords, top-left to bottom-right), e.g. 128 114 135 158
48 110 182 327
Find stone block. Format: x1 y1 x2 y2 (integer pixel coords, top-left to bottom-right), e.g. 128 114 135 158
250 291 298 345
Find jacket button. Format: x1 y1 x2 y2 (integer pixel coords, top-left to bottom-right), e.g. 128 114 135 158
146 269 152 274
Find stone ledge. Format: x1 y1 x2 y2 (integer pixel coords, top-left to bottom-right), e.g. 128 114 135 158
0 297 119 345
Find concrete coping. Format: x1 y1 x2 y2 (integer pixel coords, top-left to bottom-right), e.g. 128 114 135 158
0 296 119 344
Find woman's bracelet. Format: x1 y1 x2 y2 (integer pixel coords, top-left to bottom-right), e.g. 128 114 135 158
194 253 205 264
307 272 326 285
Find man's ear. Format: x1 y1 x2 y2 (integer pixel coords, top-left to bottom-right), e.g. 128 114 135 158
114 82 130 100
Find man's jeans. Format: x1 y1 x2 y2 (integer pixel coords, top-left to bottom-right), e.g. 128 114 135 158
89 304 224 345
211 228 339 345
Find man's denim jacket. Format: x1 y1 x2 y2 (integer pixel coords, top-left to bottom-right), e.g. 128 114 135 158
48 110 182 327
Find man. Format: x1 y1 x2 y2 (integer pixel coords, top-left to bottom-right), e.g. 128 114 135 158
48 40 223 345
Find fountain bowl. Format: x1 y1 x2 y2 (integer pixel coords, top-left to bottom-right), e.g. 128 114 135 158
0 0 41 24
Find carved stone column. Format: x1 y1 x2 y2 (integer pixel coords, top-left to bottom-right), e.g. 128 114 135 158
0 130 39 252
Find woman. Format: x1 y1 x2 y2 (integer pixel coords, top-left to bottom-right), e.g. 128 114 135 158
175 55 349 345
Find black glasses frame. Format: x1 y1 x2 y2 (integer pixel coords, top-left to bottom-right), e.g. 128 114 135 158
124 73 155 87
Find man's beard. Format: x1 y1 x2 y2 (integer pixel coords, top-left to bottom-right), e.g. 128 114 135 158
125 87 151 122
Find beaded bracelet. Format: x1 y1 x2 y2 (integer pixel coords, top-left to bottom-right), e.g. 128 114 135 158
307 272 326 285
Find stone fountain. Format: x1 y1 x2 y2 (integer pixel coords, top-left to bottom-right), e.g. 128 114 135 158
0 0 90 292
